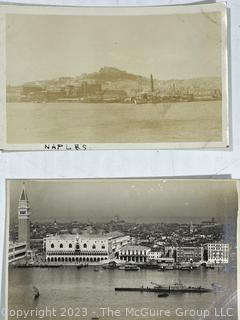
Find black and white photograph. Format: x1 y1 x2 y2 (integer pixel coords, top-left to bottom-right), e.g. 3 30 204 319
0 3 228 150
6 179 238 319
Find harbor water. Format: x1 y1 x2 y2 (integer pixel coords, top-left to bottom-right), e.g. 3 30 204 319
8 267 237 320
7 101 222 143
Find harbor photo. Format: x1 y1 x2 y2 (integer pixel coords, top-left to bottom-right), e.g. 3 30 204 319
0 3 228 149
6 179 238 319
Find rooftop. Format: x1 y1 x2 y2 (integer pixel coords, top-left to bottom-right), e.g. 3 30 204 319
45 233 108 240
120 244 150 251
105 231 125 239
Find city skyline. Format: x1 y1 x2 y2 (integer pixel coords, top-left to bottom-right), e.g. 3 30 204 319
9 179 237 223
7 12 222 85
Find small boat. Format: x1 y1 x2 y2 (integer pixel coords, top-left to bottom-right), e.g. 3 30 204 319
119 264 140 271
94 267 99 272
33 286 39 299
102 261 118 269
158 293 169 298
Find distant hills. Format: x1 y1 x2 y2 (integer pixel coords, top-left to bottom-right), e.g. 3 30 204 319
83 66 143 82
20 66 221 92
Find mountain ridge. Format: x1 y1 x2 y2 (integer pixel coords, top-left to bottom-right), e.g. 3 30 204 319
20 66 221 89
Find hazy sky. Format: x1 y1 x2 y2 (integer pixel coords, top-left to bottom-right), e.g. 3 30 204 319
6 12 222 85
9 179 237 224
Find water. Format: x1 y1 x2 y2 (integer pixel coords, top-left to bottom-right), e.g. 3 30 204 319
8 267 237 320
6 101 222 143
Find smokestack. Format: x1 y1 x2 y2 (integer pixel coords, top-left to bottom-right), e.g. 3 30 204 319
150 74 154 92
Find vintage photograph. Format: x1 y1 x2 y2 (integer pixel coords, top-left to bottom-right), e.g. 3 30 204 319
0 3 228 150
6 179 238 319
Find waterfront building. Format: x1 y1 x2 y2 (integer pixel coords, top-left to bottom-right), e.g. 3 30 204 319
105 231 131 253
45 234 109 264
204 243 229 264
18 184 31 249
164 246 176 258
157 257 175 265
22 82 43 95
116 245 150 263
149 249 164 262
176 246 203 263
8 241 27 264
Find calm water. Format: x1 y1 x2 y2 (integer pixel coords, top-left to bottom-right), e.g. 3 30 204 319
7 101 222 143
8 267 237 320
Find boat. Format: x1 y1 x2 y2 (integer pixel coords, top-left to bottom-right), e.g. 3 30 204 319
119 264 140 271
102 261 118 269
94 267 99 272
158 267 165 272
164 265 174 270
33 286 39 299
180 265 193 271
115 281 212 293
158 293 169 298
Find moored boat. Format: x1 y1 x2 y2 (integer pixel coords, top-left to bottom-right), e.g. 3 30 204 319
158 293 169 298
119 264 140 271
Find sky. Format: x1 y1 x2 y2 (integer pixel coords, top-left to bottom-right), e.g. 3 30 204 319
9 179 237 224
6 12 222 85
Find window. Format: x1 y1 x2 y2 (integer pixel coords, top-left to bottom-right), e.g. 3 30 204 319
60 243 63 249
51 244 54 249
83 243 87 248
92 244 96 249
101 245 105 249
76 244 80 250
69 243 72 248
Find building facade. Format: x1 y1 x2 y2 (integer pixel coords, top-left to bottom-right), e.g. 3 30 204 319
204 243 229 264
8 241 27 264
18 185 31 249
106 231 131 253
149 249 164 262
176 246 203 263
116 245 150 263
45 234 109 264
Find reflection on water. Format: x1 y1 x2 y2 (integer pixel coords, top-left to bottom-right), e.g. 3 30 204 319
8 267 237 320
7 101 222 143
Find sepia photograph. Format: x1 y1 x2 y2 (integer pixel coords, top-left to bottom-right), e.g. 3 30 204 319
0 3 228 150
6 179 238 319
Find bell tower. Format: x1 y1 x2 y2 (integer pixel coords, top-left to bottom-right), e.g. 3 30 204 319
18 184 30 249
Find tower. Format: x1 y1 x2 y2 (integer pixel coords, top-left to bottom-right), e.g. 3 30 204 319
190 221 193 234
18 184 30 249
150 74 154 92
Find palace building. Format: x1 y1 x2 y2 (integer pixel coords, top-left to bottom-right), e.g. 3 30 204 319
45 234 110 264
44 230 132 265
